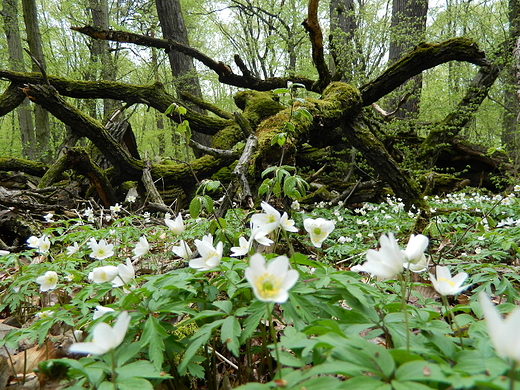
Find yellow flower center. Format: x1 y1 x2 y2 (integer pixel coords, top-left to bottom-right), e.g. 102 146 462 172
255 273 282 299
313 227 322 236
437 277 454 287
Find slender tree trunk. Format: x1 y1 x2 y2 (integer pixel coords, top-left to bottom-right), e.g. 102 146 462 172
329 0 358 83
151 28 166 156
2 0 36 159
388 0 428 118
502 0 520 164
89 0 118 120
22 0 51 162
155 0 211 152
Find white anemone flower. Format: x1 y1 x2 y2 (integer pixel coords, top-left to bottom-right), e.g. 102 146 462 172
251 224 274 246
112 259 135 287
172 240 193 260
303 218 335 248
133 236 149 258
250 202 281 235
36 271 58 292
27 236 39 248
66 242 80 256
89 266 119 284
479 292 520 364
69 311 131 355
429 266 470 296
43 213 54 222
403 234 429 265
189 234 223 271
93 305 115 320
109 203 122 213
165 214 185 235
245 254 299 303
405 255 429 273
34 235 51 254
280 212 298 233
0 250 9 256
230 236 251 257
88 238 114 260
361 233 405 279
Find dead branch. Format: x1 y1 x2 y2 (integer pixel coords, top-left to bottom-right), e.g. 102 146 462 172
71 25 318 93
302 0 331 92
360 38 491 105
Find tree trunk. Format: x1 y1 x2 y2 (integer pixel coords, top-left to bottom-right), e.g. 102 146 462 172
502 0 520 163
329 0 358 83
88 0 118 120
388 0 428 118
2 0 36 159
155 0 211 152
22 0 51 163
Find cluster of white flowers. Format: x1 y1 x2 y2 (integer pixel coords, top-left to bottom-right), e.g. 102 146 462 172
27 235 51 254
89 258 135 287
354 233 430 279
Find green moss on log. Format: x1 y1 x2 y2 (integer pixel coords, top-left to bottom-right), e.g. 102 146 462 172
0 157 48 177
234 90 285 126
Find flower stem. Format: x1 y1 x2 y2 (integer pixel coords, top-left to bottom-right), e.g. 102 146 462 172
266 303 283 381
280 228 295 259
399 273 410 356
441 295 464 350
110 349 117 390
509 361 517 390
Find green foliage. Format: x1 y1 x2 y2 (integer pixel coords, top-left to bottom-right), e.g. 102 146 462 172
258 165 309 201
2 190 520 388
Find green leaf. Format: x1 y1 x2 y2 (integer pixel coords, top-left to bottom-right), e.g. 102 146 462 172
97 381 114 390
116 360 168 380
283 122 295 133
297 107 313 121
189 197 202 218
283 175 297 198
273 88 290 94
178 319 225 375
240 302 267 343
395 360 449 383
261 166 278 177
164 103 177 115
213 300 233 314
202 195 214 213
342 376 391 390
116 377 154 390
391 380 437 390
220 316 241 356
276 349 306 367
140 316 169 370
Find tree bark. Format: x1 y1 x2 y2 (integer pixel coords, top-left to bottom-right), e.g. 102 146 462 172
329 0 360 83
388 0 428 117
303 0 331 91
2 0 36 159
22 0 51 162
88 0 118 120
501 0 520 162
155 0 211 151
360 38 490 106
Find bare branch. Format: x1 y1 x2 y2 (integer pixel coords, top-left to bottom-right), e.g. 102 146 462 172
360 38 491 105
71 25 318 92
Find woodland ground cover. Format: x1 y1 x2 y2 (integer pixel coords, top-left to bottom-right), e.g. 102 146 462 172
1 188 520 390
